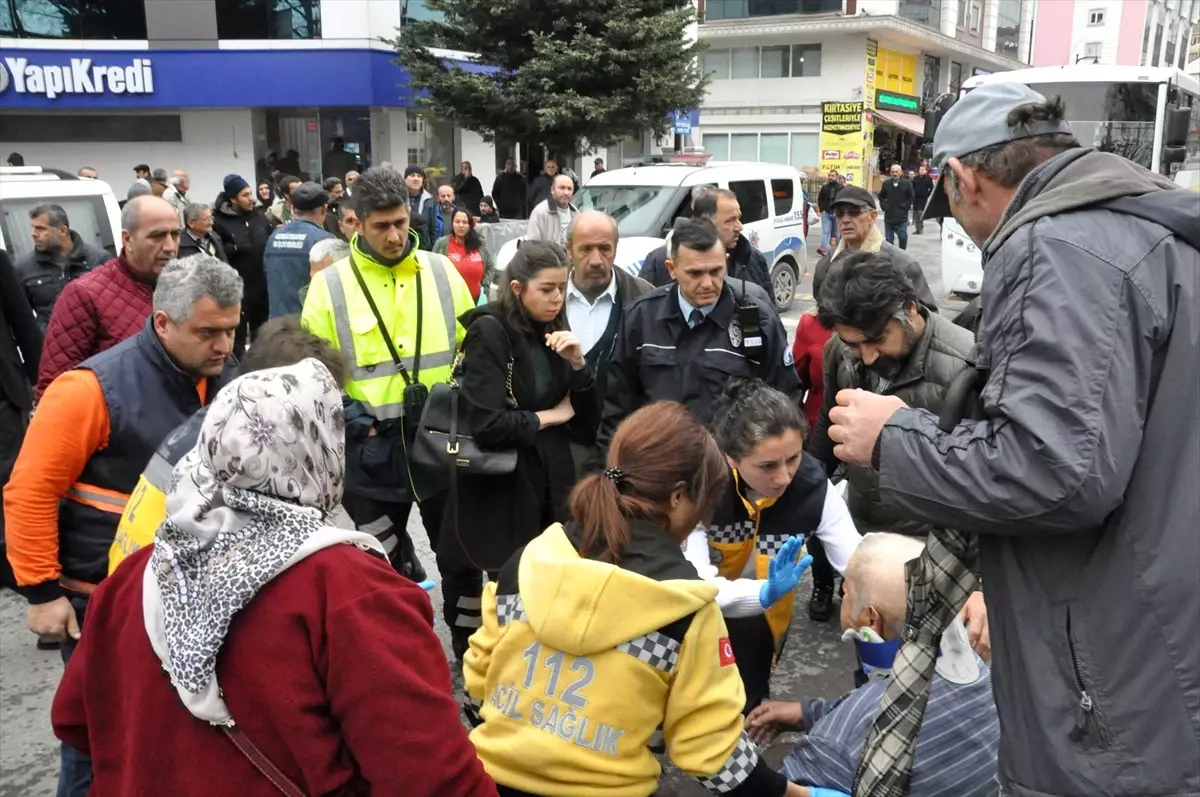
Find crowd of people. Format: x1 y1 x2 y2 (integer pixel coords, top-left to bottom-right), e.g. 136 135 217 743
0 82 1197 797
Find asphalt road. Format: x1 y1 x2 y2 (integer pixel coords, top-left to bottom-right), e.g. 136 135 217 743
0 223 961 796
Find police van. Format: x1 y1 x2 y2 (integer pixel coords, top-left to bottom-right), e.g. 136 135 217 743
497 161 809 313
0 166 123 259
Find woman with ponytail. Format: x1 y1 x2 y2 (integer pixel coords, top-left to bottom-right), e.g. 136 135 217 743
684 377 862 712
463 401 810 797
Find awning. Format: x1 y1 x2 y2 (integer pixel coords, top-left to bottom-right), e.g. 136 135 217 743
873 109 926 137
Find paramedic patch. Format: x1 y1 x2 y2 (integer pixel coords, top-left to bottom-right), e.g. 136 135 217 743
728 318 743 348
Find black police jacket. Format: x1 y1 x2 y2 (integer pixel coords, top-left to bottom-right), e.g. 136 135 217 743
597 278 799 448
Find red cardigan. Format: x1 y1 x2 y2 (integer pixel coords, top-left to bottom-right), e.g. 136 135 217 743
36 254 153 397
52 545 498 797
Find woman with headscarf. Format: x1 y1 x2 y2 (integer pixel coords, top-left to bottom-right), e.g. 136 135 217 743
51 359 498 797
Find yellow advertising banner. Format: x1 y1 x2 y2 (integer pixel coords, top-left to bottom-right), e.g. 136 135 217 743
875 46 917 96
865 39 878 111
820 101 866 188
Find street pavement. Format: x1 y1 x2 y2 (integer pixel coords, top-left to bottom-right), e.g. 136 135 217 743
0 223 962 796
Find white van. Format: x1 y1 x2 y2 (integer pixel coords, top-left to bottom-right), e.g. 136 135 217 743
497 161 808 312
0 166 123 259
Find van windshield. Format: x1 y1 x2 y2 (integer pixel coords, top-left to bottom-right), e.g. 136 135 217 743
575 185 681 238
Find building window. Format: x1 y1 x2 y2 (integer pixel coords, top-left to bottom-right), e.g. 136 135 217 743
730 48 760 78
969 2 982 33
1088 8 1105 25
730 133 760 160
706 45 823 80
1084 41 1103 59
216 0 321 40
704 0 841 21
761 46 791 78
949 60 964 92
0 0 147 39
1152 22 1164 66
401 0 442 24
760 134 789 166
898 0 944 30
995 0 1021 58
957 0 969 29
704 133 731 160
789 133 818 168
792 44 822 76
703 50 732 80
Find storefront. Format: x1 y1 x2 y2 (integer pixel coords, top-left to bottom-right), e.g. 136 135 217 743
0 47 498 203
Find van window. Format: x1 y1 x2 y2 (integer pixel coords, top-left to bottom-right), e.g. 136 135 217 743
770 179 795 216
575 185 683 238
729 180 769 224
0 196 116 260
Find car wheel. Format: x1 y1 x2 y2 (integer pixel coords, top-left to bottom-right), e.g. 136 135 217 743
771 259 797 313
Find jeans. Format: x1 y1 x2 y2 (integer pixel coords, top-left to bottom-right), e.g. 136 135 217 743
58 595 92 797
885 219 909 250
821 211 837 249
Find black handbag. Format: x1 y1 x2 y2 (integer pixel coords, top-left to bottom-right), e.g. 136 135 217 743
411 319 519 491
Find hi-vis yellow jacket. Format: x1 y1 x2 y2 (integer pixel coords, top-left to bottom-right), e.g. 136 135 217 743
301 232 474 421
463 522 790 797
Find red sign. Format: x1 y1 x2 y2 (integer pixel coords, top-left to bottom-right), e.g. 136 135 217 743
719 637 736 667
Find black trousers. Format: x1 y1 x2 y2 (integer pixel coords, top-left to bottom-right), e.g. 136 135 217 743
0 395 28 590
436 514 495 660
342 493 445 572
233 283 269 359
726 615 776 714
807 534 836 589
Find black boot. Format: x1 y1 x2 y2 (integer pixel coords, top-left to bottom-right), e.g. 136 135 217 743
808 580 835 622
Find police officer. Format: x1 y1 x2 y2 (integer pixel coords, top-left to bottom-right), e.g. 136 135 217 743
598 216 798 448
264 181 334 318
301 167 476 582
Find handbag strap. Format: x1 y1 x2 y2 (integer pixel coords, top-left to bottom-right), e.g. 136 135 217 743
347 251 423 386
222 725 307 797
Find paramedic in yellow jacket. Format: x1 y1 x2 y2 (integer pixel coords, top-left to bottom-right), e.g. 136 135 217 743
464 401 812 797
107 317 353 574
684 378 862 711
301 166 476 582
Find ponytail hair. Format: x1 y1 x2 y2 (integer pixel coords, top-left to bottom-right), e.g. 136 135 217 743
711 377 807 460
569 402 728 564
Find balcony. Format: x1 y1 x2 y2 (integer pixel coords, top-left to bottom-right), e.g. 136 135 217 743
703 0 843 22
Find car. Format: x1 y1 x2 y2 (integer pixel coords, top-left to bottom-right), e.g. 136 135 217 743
496 161 808 313
0 166 122 259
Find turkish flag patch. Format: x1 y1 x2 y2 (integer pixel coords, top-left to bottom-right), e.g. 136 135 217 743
718 637 736 667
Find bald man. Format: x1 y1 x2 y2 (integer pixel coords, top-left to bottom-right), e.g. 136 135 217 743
746 533 1000 797
36 196 181 395
563 210 653 472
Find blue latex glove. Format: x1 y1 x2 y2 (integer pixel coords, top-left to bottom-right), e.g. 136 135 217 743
417 579 437 592
808 789 852 797
759 536 813 608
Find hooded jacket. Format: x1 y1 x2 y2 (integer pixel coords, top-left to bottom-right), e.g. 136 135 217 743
875 149 1200 797
14 230 110 330
464 521 788 797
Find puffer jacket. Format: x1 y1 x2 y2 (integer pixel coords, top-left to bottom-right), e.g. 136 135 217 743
808 309 973 534
35 254 153 397
14 231 110 330
876 149 1200 796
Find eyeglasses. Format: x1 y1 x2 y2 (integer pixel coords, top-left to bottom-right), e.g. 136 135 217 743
833 206 866 219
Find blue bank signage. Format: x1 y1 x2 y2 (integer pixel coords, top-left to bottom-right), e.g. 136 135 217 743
0 48 492 109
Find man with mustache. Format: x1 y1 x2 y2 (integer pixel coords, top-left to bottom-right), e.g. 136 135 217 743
804 251 981 630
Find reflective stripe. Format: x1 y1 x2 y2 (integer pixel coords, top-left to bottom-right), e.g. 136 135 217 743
454 615 483 629
455 596 482 611
359 400 405 421
698 733 760 793
66 485 129 514
142 452 175 493
324 251 460 386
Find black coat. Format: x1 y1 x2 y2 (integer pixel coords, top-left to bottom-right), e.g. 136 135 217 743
452 174 484 216
0 250 42 412
491 172 527 219
878 178 915 224
638 237 776 307
177 230 228 263
816 180 842 213
14 230 110 330
447 306 597 571
528 173 553 214
211 197 273 294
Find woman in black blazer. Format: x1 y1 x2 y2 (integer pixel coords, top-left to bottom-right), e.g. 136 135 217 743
437 240 596 660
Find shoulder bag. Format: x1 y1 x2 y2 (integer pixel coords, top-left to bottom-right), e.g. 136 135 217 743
411 316 519 493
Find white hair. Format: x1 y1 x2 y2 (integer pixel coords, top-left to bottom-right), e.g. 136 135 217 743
846 532 925 636
309 238 350 267
170 169 188 187
153 254 244 323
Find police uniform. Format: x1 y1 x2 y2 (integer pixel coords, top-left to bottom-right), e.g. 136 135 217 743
683 456 861 711
464 521 791 797
597 278 799 448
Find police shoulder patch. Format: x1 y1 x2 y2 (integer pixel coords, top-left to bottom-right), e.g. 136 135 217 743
728 318 743 348
783 348 795 367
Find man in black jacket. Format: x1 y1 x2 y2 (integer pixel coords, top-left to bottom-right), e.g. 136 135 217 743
639 187 777 309
451 161 484 216
0 249 43 591
491 158 527 219
211 173 274 356
878 164 915 250
14 204 110 331
816 170 842 254
911 164 934 234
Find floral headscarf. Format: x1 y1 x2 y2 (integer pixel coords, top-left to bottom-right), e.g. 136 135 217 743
142 358 384 724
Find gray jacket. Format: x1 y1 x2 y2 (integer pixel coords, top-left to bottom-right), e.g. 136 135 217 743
525 199 577 247
809 310 973 534
875 149 1200 796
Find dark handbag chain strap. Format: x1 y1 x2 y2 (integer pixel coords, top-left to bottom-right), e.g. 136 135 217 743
347 251 423 386
222 725 307 797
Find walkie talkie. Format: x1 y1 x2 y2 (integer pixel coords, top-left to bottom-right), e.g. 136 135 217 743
736 279 764 352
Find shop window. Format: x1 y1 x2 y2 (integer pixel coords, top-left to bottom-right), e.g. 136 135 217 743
704 133 731 160
704 50 732 80
0 0 147 39
760 134 789 166
791 44 822 77
216 0 320 40
761 46 790 78
731 47 760 79
729 179 769 223
770 178 795 216
730 133 759 161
